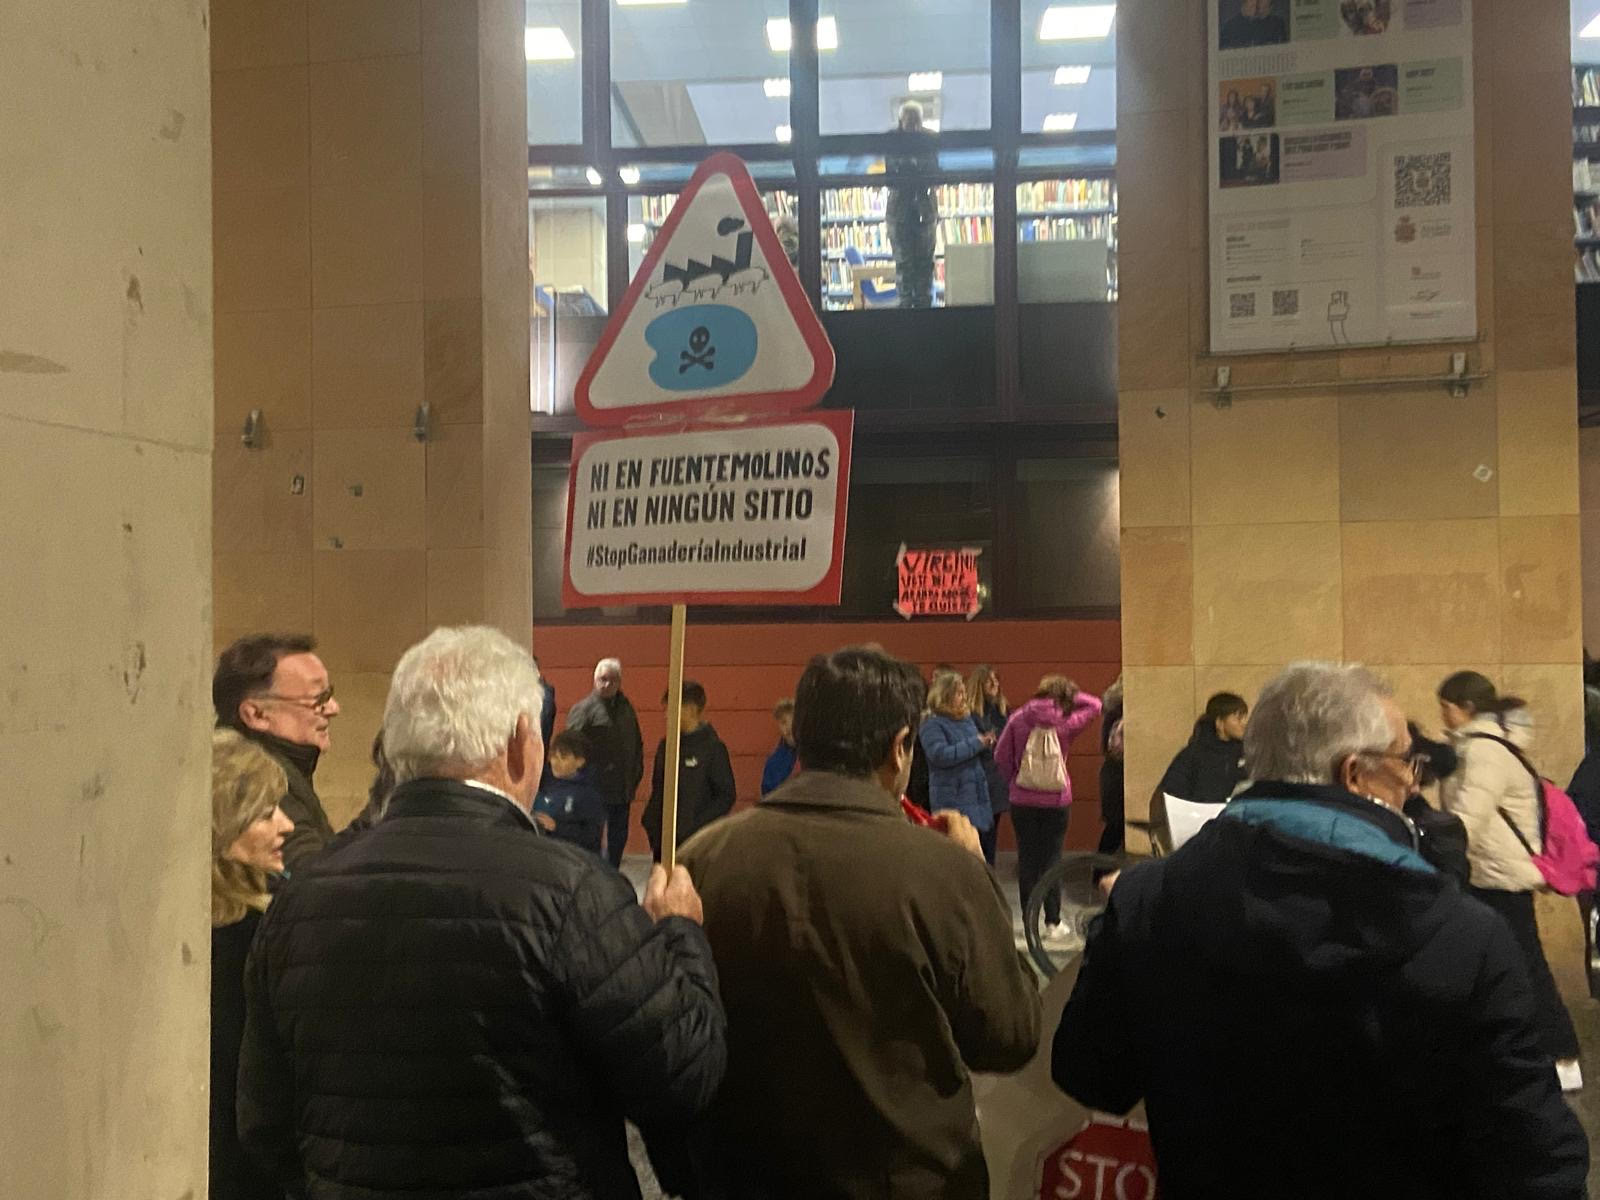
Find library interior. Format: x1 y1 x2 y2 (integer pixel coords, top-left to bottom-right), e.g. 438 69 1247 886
14 0 1600 1197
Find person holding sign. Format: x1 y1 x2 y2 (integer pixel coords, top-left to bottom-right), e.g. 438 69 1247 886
676 646 1040 1198
567 657 645 868
643 681 737 862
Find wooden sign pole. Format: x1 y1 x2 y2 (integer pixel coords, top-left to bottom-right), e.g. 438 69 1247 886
661 603 688 872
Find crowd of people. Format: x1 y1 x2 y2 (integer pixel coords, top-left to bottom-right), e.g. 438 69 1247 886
206 628 1594 1199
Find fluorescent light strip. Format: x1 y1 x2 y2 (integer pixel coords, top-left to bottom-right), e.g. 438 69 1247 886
1584 14 1600 36
524 26 575 61
908 71 943 92
618 166 641 185
1054 65 1092 85
766 16 838 52
626 223 647 243
1039 5 1116 40
1042 112 1079 131
617 0 687 5
764 77 791 98
584 166 602 186
922 118 941 132
776 124 793 143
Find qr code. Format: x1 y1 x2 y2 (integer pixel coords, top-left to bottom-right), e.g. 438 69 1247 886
1394 152 1452 209
1229 292 1256 319
1272 289 1300 317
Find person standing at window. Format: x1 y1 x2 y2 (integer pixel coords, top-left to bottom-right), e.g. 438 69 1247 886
885 101 939 309
968 665 1011 865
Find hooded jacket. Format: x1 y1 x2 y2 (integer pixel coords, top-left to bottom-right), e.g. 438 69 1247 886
1053 782 1587 1200
1442 714 1545 893
243 729 334 871
566 690 645 809
1157 719 1246 805
919 712 994 832
993 693 1103 808
643 723 737 860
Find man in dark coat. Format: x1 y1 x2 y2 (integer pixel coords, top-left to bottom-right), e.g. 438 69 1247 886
567 657 645 867
1055 663 1588 1200
238 627 726 1200
213 633 341 870
643 681 737 862
885 101 939 308
679 647 1042 1198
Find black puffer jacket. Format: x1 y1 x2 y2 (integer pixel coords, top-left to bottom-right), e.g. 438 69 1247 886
1157 719 1245 804
1054 784 1588 1200
238 779 727 1200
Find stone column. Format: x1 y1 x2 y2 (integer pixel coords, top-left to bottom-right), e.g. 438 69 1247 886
0 2 213 1197
210 0 532 824
1116 0 1584 842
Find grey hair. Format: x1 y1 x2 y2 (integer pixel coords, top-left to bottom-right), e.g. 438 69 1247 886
1243 662 1394 786
595 657 622 678
382 627 546 786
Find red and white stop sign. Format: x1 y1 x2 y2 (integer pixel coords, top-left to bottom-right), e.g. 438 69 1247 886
1038 1117 1159 1200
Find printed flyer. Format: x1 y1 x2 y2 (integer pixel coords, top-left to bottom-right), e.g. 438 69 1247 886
1208 0 1476 352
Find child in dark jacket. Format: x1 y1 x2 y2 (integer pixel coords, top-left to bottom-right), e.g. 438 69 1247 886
1159 693 1249 805
761 698 798 797
533 730 607 856
643 681 737 861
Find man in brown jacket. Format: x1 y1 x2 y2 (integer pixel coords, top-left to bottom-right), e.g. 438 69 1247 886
678 646 1042 1199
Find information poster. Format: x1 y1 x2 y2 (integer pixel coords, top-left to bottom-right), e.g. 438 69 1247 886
1208 0 1475 352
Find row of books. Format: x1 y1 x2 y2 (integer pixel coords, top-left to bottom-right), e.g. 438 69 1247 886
1021 215 1116 242
1576 198 1600 240
1575 67 1600 107
1017 178 1115 211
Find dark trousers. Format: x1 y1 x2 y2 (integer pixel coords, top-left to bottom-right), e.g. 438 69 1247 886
1097 761 1126 856
603 803 631 869
1014 806 1071 926
1471 886 1582 1060
979 819 999 867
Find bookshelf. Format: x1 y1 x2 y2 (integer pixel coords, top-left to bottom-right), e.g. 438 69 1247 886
1575 67 1600 282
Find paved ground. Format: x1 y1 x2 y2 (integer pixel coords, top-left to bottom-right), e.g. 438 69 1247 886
621 856 1600 1194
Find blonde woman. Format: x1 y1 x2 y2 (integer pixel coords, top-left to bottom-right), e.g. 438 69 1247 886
211 729 293 1200
968 665 1010 863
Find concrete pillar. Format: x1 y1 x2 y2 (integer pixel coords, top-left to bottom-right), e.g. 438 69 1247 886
0 2 213 1197
210 0 532 824
1116 0 1584 839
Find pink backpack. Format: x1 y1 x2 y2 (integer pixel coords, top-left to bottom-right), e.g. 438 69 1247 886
1473 734 1600 896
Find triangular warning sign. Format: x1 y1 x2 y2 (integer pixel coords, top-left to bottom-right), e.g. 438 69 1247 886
575 152 836 427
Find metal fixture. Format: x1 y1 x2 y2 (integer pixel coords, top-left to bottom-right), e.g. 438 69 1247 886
413 402 431 443
1205 356 1489 408
241 408 262 449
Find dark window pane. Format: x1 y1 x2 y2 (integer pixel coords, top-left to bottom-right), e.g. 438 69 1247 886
1014 457 1120 609
820 308 996 411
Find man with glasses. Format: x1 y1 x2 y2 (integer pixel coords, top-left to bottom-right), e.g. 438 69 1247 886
213 634 341 870
1054 662 1587 1199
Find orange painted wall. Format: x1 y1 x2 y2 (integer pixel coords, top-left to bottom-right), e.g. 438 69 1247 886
536 619 1122 855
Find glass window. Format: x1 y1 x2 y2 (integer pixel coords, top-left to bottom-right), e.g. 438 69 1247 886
823 180 996 310
610 0 791 148
1014 458 1121 610
1020 2 1117 134
819 2 992 136
530 196 607 415
525 1 582 145
1016 177 1117 302
533 463 571 618
840 457 995 618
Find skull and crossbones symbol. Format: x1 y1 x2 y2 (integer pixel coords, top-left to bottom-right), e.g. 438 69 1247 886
679 325 715 373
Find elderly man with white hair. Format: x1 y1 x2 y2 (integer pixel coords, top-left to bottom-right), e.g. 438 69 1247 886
568 656 645 867
1053 662 1587 1200
237 627 725 1200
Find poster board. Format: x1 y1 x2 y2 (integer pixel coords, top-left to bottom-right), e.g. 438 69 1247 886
1207 0 1476 353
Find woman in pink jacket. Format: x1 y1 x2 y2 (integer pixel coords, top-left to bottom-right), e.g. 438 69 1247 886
995 675 1103 943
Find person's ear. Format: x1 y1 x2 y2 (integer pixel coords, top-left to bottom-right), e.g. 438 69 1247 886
1337 754 1362 794
507 713 536 785
894 726 913 768
238 698 269 733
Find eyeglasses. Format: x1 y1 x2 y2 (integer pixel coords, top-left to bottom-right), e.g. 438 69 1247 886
256 685 335 713
1360 750 1426 781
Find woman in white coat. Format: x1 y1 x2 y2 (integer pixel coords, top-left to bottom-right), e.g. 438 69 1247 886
1438 671 1582 1089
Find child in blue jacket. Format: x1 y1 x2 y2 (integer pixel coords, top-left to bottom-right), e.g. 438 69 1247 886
533 729 608 856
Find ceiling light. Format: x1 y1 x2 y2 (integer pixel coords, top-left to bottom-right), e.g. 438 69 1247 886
775 123 793 143
1039 5 1116 40
524 26 575 61
1584 14 1600 36
584 166 602 186
618 166 641 185
766 16 838 52
908 71 943 92
764 77 791 98
1042 112 1079 131
617 0 687 5
627 223 647 243
923 118 941 132
1054 65 1092 85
